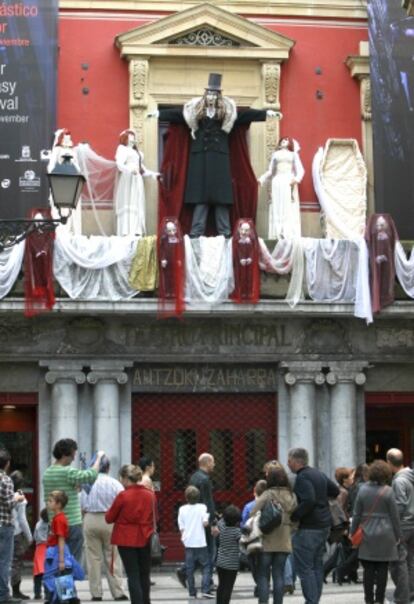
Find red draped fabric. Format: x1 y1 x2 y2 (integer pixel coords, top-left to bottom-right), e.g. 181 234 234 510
158 123 258 234
230 218 260 304
157 217 186 318
229 125 258 224
158 125 192 233
24 208 56 318
365 213 398 314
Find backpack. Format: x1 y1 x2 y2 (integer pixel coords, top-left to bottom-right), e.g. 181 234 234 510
258 499 283 534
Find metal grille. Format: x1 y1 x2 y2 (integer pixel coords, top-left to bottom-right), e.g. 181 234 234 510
132 392 277 560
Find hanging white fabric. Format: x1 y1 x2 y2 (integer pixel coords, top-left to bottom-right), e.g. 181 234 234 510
76 143 117 237
184 235 234 303
0 241 25 299
302 238 359 302
312 140 367 240
53 232 139 300
353 238 373 324
395 241 414 298
258 238 304 307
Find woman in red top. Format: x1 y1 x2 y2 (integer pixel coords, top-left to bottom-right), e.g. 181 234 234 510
105 465 156 604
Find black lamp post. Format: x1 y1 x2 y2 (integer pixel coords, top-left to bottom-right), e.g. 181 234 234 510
0 155 86 251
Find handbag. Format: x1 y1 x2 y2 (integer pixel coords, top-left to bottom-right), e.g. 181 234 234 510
350 486 387 548
350 525 363 548
54 573 76 602
150 495 163 565
258 498 283 535
150 531 163 565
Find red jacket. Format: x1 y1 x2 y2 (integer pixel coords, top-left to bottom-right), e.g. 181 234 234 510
105 484 155 547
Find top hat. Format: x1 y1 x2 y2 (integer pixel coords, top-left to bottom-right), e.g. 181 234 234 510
206 73 222 91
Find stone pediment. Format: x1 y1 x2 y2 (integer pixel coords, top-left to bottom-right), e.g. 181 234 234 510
115 2 295 61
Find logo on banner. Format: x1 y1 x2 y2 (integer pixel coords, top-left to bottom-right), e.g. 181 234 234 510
15 145 37 163
40 149 52 161
1 179 11 189
19 170 41 190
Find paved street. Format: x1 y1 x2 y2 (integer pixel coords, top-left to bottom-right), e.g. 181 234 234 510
20 566 396 604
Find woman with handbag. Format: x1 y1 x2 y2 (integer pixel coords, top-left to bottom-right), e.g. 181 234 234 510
250 467 297 604
105 465 156 604
350 460 401 604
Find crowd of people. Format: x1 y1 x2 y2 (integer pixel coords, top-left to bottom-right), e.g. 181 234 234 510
0 440 414 604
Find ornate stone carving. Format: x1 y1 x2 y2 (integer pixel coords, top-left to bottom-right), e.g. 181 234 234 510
361 77 372 121
131 107 146 148
326 361 368 385
265 119 279 162
303 319 351 355
131 60 148 104
283 362 325 385
45 370 86 385
263 63 281 108
87 371 128 385
376 327 414 349
168 28 242 47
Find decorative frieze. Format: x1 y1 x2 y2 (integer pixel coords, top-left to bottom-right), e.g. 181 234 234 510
131 60 148 104
361 76 372 122
262 63 281 109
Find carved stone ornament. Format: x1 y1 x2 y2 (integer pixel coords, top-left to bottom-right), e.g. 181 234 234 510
376 327 414 349
131 107 145 147
131 60 148 104
265 119 279 162
361 77 372 122
167 28 242 47
263 63 281 108
284 370 325 386
326 362 368 385
87 370 128 385
303 319 351 355
45 370 86 385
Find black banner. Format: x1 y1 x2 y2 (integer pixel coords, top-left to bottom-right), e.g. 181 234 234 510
0 1 58 218
368 0 414 239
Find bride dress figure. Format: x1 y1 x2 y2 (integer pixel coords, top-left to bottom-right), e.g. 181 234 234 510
114 129 159 237
258 137 304 240
47 128 82 234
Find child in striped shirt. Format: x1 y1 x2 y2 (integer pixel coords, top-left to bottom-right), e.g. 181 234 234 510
216 505 242 604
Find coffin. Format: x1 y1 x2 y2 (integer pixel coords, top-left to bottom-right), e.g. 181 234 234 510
312 138 367 240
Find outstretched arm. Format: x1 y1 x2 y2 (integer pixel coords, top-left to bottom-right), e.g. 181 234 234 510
147 108 186 124
236 108 282 126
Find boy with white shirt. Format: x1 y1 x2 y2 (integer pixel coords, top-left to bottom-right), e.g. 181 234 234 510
178 486 212 599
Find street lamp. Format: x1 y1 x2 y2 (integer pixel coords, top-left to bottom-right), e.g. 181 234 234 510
0 155 86 251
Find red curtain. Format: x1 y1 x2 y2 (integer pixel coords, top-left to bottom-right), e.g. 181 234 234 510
158 123 258 234
24 208 56 318
229 124 258 225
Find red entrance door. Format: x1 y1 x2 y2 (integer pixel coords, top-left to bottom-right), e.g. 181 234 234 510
0 394 38 530
132 393 277 560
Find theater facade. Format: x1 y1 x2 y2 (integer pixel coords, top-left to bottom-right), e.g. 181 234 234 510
1 0 414 559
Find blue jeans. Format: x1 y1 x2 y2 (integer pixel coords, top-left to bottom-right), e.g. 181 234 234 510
0 525 14 602
185 547 210 596
257 551 288 604
292 528 329 604
284 554 296 587
67 524 84 565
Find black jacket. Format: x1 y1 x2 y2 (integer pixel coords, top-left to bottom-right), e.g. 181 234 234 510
158 107 266 206
189 468 216 525
291 466 339 529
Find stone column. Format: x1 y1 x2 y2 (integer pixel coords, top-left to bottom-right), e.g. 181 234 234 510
87 363 129 474
44 364 86 444
327 362 367 471
283 362 325 466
